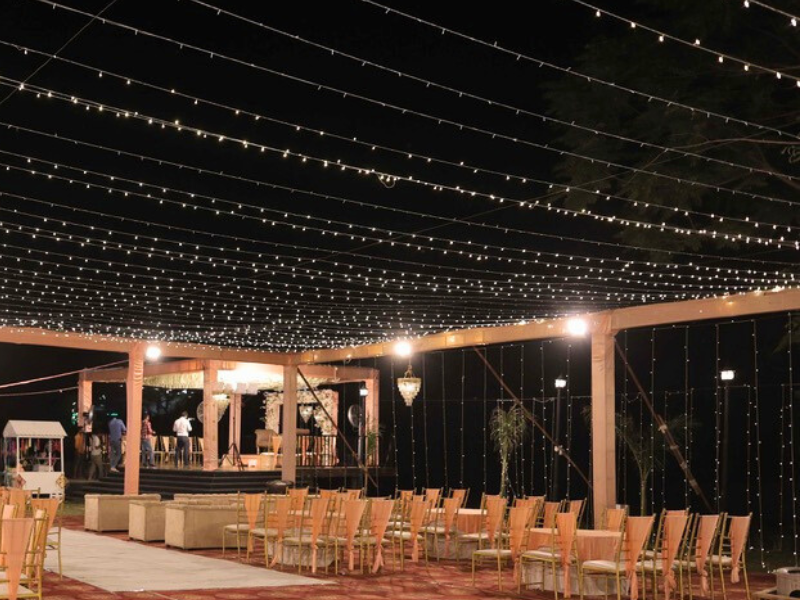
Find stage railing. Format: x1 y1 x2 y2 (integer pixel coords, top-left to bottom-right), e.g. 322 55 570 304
297 434 337 467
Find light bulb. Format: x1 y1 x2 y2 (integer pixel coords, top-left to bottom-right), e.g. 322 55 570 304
394 340 412 358
566 318 588 337
145 344 162 361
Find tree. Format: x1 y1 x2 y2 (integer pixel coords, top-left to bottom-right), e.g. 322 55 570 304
490 405 527 497
616 412 691 515
544 0 800 258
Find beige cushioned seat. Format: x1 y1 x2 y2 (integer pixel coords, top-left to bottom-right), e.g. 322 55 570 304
129 500 167 542
84 494 161 532
165 503 239 549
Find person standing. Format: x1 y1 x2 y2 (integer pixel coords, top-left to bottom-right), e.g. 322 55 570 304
173 411 192 468
108 413 126 473
141 413 156 468
87 433 105 480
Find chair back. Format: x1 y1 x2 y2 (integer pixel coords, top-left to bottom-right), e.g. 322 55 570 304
7 489 27 517
424 488 442 508
692 514 722 595
369 499 394 573
408 497 430 562
242 493 263 529
29 497 60 530
288 487 309 511
624 515 656 600
508 504 533 558
723 513 751 583
484 495 507 548
343 499 367 570
344 488 363 499
567 498 585 526
449 488 469 508
604 507 627 532
542 501 561 528
319 488 339 500
2 517 34 598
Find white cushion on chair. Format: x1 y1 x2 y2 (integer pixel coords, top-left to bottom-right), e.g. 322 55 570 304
460 532 490 541
473 548 512 557
523 549 561 560
224 523 250 532
709 555 732 566
582 559 621 571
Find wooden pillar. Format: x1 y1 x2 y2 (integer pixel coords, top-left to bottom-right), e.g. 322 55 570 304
364 375 380 465
124 345 144 494
229 393 242 451
281 365 298 483
202 360 220 471
77 375 93 429
591 329 617 526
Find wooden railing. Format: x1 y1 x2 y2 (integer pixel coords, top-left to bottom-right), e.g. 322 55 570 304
297 434 338 467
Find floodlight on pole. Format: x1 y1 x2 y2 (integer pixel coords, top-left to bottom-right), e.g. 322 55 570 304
720 369 736 382
359 386 369 397
554 377 567 389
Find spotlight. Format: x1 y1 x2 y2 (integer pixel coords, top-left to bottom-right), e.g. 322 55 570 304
720 369 735 382
394 340 413 358
554 377 567 389
145 344 162 361
359 386 369 397
566 318 588 337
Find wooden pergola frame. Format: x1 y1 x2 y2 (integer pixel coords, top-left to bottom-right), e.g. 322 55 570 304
1 288 798 520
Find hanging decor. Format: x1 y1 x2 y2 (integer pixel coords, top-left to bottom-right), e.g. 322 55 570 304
397 364 421 407
298 404 314 423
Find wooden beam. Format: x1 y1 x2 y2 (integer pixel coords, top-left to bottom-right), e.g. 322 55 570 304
299 288 800 363
202 361 220 471
0 327 292 364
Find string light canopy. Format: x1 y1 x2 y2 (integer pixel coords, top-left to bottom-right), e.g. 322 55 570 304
0 1 794 353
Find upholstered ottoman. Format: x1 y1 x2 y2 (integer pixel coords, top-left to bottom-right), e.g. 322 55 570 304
164 503 239 549
129 500 167 542
84 494 161 532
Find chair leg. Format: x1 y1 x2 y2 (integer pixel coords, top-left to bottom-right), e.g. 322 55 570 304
743 566 750 600
616 570 622 600
497 552 502 591
471 555 476 586
553 560 559 600
719 564 727 600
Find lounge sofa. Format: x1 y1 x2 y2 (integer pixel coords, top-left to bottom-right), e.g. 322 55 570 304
84 493 161 532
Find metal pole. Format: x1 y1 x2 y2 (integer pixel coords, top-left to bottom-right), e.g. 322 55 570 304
552 387 562 499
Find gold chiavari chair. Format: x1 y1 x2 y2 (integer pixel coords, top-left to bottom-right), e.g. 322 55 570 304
472 503 532 590
222 492 263 559
519 511 577 600
579 515 655 600
638 512 693 600
709 513 751 600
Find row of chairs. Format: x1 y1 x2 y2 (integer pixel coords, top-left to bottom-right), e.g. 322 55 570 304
150 436 203 467
0 488 64 600
467 500 750 600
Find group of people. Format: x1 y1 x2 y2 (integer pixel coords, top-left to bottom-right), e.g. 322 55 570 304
79 410 196 479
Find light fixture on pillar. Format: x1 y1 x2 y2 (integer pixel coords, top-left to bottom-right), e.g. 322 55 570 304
359 385 369 398
212 392 230 415
554 377 567 389
720 369 736 382
145 344 162 361
298 404 314 423
566 318 588 337
397 365 421 407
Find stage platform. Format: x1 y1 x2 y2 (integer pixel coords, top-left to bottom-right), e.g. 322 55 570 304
69 465 396 498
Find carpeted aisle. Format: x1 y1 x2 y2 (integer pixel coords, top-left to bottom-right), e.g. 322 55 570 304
46 529 329 592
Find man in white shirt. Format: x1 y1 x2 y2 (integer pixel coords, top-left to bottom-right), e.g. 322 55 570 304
173 411 192 468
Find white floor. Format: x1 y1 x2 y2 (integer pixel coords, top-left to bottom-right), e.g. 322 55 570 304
45 529 331 592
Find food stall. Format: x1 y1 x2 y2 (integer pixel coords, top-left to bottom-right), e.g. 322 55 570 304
2 420 66 495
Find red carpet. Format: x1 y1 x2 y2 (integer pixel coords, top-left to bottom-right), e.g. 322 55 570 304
51 516 768 600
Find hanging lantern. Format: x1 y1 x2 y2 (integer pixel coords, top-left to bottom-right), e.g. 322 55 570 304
298 404 314 423
397 364 421 407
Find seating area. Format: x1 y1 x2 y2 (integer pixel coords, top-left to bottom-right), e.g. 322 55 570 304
64 488 757 600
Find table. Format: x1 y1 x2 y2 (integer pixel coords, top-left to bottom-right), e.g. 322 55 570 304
523 528 622 597
430 508 483 533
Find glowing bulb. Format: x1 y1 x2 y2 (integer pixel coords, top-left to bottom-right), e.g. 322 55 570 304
394 340 412 358
555 377 567 389
359 386 369 397
566 318 588 337
145 344 162 361
720 369 735 382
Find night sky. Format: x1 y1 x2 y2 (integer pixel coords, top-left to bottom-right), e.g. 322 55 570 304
0 0 798 561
